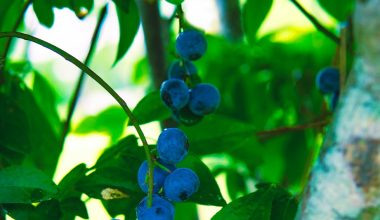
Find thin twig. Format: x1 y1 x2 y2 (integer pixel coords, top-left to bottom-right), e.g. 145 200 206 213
59 5 108 149
256 119 330 140
290 0 340 44
0 31 154 206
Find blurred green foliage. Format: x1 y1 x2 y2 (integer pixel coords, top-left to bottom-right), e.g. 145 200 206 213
0 0 354 219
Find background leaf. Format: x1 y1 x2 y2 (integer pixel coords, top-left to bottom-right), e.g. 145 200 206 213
132 91 171 125
0 0 24 54
242 0 273 44
74 105 127 142
317 0 354 21
113 0 140 65
212 184 297 220
0 165 58 203
33 0 55 27
180 115 259 155
178 154 226 206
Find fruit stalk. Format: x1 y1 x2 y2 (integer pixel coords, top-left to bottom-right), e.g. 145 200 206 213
0 31 156 207
59 5 108 150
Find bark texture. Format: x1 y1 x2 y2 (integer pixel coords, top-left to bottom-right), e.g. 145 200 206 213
135 0 167 89
215 0 243 42
296 0 380 219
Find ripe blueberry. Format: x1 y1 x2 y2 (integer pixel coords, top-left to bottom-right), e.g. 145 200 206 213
176 30 207 60
160 79 189 111
157 128 189 164
137 160 175 193
172 104 203 126
164 168 200 202
188 83 221 116
316 67 340 94
136 194 174 220
168 60 201 87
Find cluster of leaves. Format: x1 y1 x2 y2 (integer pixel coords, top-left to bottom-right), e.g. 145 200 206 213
0 0 355 219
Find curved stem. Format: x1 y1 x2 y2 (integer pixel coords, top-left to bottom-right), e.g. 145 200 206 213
59 5 108 149
290 0 340 44
0 31 155 205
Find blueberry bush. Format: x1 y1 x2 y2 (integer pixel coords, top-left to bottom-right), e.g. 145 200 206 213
0 0 356 219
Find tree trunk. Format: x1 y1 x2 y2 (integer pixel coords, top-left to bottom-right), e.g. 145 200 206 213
215 0 243 42
296 0 380 219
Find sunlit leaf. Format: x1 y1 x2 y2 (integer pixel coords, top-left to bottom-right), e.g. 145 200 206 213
113 0 140 65
243 0 273 43
132 91 171 125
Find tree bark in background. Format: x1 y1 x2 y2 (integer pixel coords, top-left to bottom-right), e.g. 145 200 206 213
296 0 380 219
134 0 167 89
215 0 243 42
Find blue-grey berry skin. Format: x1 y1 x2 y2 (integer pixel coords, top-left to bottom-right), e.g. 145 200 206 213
188 83 221 116
137 160 175 193
316 67 340 94
160 79 190 111
157 128 189 164
136 194 174 220
164 168 200 202
176 30 207 60
168 60 197 80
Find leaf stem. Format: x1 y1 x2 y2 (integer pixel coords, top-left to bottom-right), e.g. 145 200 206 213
289 0 340 44
0 31 155 206
59 5 108 149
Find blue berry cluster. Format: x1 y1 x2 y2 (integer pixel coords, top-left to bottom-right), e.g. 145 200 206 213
136 128 200 220
315 67 340 110
160 30 221 125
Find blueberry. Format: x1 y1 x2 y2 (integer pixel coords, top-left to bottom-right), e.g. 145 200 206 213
316 67 340 93
176 30 207 60
188 83 220 116
137 160 175 193
168 60 201 88
157 128 189 164
136 194 174 220
160 79 190 111
164 168 200 202
172 104 203 126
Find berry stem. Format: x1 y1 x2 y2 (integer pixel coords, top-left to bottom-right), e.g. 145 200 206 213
0 31 155 207
59 5 108 151
176 5 184 33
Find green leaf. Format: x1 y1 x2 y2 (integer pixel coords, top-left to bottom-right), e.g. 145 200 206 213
0 0 24 54
77 135 146 216
0 77 62 176
113 0 140 65
33 199 62 219
0 165 58 203
60 197 89 219
132 91 172 125
178 154 226 206
112 0 131 13
32 72 61 136
3 204 35 220
78 135 144 198
212 184 297 220
74 105 127 142
226 169 247 200
174 203 198 220
242 0 273 43
33 0 55 27
180 115 259 155
58 163 87 199
318 0 354 21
